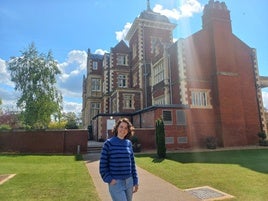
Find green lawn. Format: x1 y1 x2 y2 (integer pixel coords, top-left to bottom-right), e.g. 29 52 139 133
0 154 100 201
1 149 267 201
135 148 268 201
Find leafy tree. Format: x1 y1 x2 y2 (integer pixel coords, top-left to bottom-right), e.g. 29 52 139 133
63 112 79 129
8 43 62 129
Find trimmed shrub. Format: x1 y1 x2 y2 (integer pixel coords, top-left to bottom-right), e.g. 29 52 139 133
155 118 166 158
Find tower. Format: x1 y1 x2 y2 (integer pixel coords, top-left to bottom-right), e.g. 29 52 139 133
125 3 176 108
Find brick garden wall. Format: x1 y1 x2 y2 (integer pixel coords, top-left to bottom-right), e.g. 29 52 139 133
0 129 88 154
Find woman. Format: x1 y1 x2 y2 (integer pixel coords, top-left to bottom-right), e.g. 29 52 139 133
99 118 139 201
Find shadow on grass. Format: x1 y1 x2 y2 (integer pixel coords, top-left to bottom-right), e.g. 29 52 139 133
0 153 85 162
136 149 268 174
0 153 101 163
152 157 165 163
75 154 84 161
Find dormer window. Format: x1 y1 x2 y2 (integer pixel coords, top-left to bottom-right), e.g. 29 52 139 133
117 54 128 65
93 61 98 70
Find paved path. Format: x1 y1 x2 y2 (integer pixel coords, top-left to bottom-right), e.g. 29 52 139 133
84 153 200 201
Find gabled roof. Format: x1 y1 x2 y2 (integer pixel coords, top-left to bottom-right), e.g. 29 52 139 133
139 9 169 23
111 40 130 53
90 54 103 61
139 0 169 23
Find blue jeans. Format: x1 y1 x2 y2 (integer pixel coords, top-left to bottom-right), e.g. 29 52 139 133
108 177 133 201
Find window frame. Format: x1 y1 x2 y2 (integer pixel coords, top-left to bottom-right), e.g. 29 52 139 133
162 110 172 125
118 74 127 88
117 54 128 66
91 78 101 91
92 61 98 70
153 60 164 85
90 102 100 117
190 89 212 108
176 110 187 125
123 94 134 109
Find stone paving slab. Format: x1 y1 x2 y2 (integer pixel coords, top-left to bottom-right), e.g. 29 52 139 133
84 153 199 201
185 186 234 201
0 174 16 185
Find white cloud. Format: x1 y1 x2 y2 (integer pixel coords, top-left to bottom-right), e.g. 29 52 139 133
0 50 87 114
0 86 20 112
0 58 13 87
62 101 82 114
115 22 132 42
153 0 203 20
95 49 108 55
116 1 203 42
57 50 87 109
58 50 87 82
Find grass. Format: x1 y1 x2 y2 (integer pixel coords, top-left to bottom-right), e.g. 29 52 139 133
0 154 100 201
1 149 267 201
135 148 268 201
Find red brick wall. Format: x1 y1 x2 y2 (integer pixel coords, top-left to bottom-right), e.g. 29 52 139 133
0 130 88 154
134 128 156 150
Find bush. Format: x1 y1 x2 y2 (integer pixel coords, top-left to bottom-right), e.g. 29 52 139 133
48 121 67 129
259 140 268 146
257 131 268 146
0 124 11 131
130 135 141 153
155 118 166 158
65 121 78 129
257 131 267 140
206 136 217 149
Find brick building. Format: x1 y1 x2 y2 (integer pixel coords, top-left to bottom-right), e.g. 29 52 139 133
82 0 267 149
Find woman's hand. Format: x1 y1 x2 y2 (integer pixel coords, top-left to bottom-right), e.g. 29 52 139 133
133 185 139 193
110 179 117 185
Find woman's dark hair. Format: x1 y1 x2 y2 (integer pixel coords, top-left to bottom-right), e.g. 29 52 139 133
112 118 135 139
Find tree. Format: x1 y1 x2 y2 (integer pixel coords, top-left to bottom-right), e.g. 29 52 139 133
155 117 166 158
8 43 62 129
63 112 79 129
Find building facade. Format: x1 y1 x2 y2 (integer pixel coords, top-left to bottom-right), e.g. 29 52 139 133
82 0 267 148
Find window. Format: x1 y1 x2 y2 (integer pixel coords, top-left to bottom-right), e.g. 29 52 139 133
177 137 188 144
191 89 211 108
90 102 100 117
153 61 164 85
162 110 172 124
151 36 160 54
154 45 160 55
93 61 98 70
154 96 165 105
132 43 137 59
123 94 134 109
91 78 101 91
118 74 127 87
117 54 127 65
176 110 187 125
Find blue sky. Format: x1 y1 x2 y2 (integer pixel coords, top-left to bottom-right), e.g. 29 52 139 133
0 0 267 113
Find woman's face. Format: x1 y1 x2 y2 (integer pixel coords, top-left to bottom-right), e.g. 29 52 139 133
117 122 129 139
